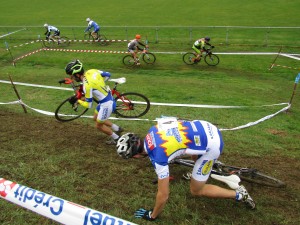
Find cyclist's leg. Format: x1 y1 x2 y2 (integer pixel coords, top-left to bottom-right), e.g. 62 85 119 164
192 45 201 61
93 28 100 40
129 48 139 65
54 31 61 43
94 101 121 144
190 128 255 209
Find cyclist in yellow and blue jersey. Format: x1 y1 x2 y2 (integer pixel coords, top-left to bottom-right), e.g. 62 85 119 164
65 59 123 145
116 118 255 221
192 36 214 62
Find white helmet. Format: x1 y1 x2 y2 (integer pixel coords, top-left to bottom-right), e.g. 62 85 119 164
44 23 48 27
116 133 142 159
86 18 91 22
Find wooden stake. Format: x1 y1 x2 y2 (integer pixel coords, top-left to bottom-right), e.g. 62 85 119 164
9 75 27 113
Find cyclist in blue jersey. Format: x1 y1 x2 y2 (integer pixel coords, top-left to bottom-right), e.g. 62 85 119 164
116 118 256 221
44 24 60 40
85 18 100 40
65 59 123 145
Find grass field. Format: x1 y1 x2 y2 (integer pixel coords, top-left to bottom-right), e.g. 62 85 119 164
1 1 300 225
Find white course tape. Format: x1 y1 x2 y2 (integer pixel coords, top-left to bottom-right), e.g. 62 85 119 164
0 178 137 225
0 100 290 130
219 104 290 131
0 79 289 109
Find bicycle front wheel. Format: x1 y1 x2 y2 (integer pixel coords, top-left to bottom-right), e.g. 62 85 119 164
122 55 135 67
183 52 197 65
239 170 286 188
143 53 156 64
215 164 286 188
114 92 150 118
59 36 70 47
204 53 220 66
55 96 89 122
42 39 54 48
84 33 92 40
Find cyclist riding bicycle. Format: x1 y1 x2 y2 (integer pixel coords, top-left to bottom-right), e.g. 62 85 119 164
44 24 60 41
65 59 123 145
85 18 100 40
192 36 214 62
116 117 256 222
127 34 148 65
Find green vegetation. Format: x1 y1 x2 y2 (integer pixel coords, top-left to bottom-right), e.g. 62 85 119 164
0 1 299 225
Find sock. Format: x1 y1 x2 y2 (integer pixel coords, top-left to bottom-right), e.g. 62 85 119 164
111 124 120 132
111 133 119 140
235 192 242 201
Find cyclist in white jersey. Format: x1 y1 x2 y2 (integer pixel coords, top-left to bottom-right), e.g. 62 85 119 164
44 24 60 40
116 118 256 221
127 34 147 65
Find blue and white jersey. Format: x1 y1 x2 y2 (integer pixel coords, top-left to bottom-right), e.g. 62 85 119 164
144 119 224 167
85 21 100 32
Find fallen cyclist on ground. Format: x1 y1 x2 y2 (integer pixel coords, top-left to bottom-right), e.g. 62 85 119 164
116 117 256 221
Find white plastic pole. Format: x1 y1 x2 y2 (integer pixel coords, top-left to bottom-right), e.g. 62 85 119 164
0 178 137 225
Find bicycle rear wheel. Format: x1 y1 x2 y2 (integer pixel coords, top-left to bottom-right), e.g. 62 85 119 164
183 52 197 65
59 36 70 47
55 96 89 122
143 53 156 64
216 164 286 188
122 55 135 67
114 92 150 118
98 35 108 46
204 53 220 66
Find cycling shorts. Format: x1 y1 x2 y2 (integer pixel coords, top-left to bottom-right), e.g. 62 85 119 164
192 45 201 54
95 100 115 122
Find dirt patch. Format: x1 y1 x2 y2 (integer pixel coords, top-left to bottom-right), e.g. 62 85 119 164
1 109 299 225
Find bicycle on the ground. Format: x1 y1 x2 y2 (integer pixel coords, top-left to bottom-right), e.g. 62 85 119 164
42 35 70 48
55 77 151 122
183 47 220 66
84 31 108 46
123 48 156 67
170 158 286 188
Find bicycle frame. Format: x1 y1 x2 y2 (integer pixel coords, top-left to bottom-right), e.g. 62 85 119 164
172 158 286 188
56 76 150 120
60 78 136 111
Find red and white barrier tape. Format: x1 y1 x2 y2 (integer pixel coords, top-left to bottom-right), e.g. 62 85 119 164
12 48 129 63
11 39 129 48
273 64 300 70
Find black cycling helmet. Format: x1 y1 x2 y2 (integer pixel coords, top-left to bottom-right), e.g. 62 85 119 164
116 133 143 159
205 36 211 41
65 59 84 75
